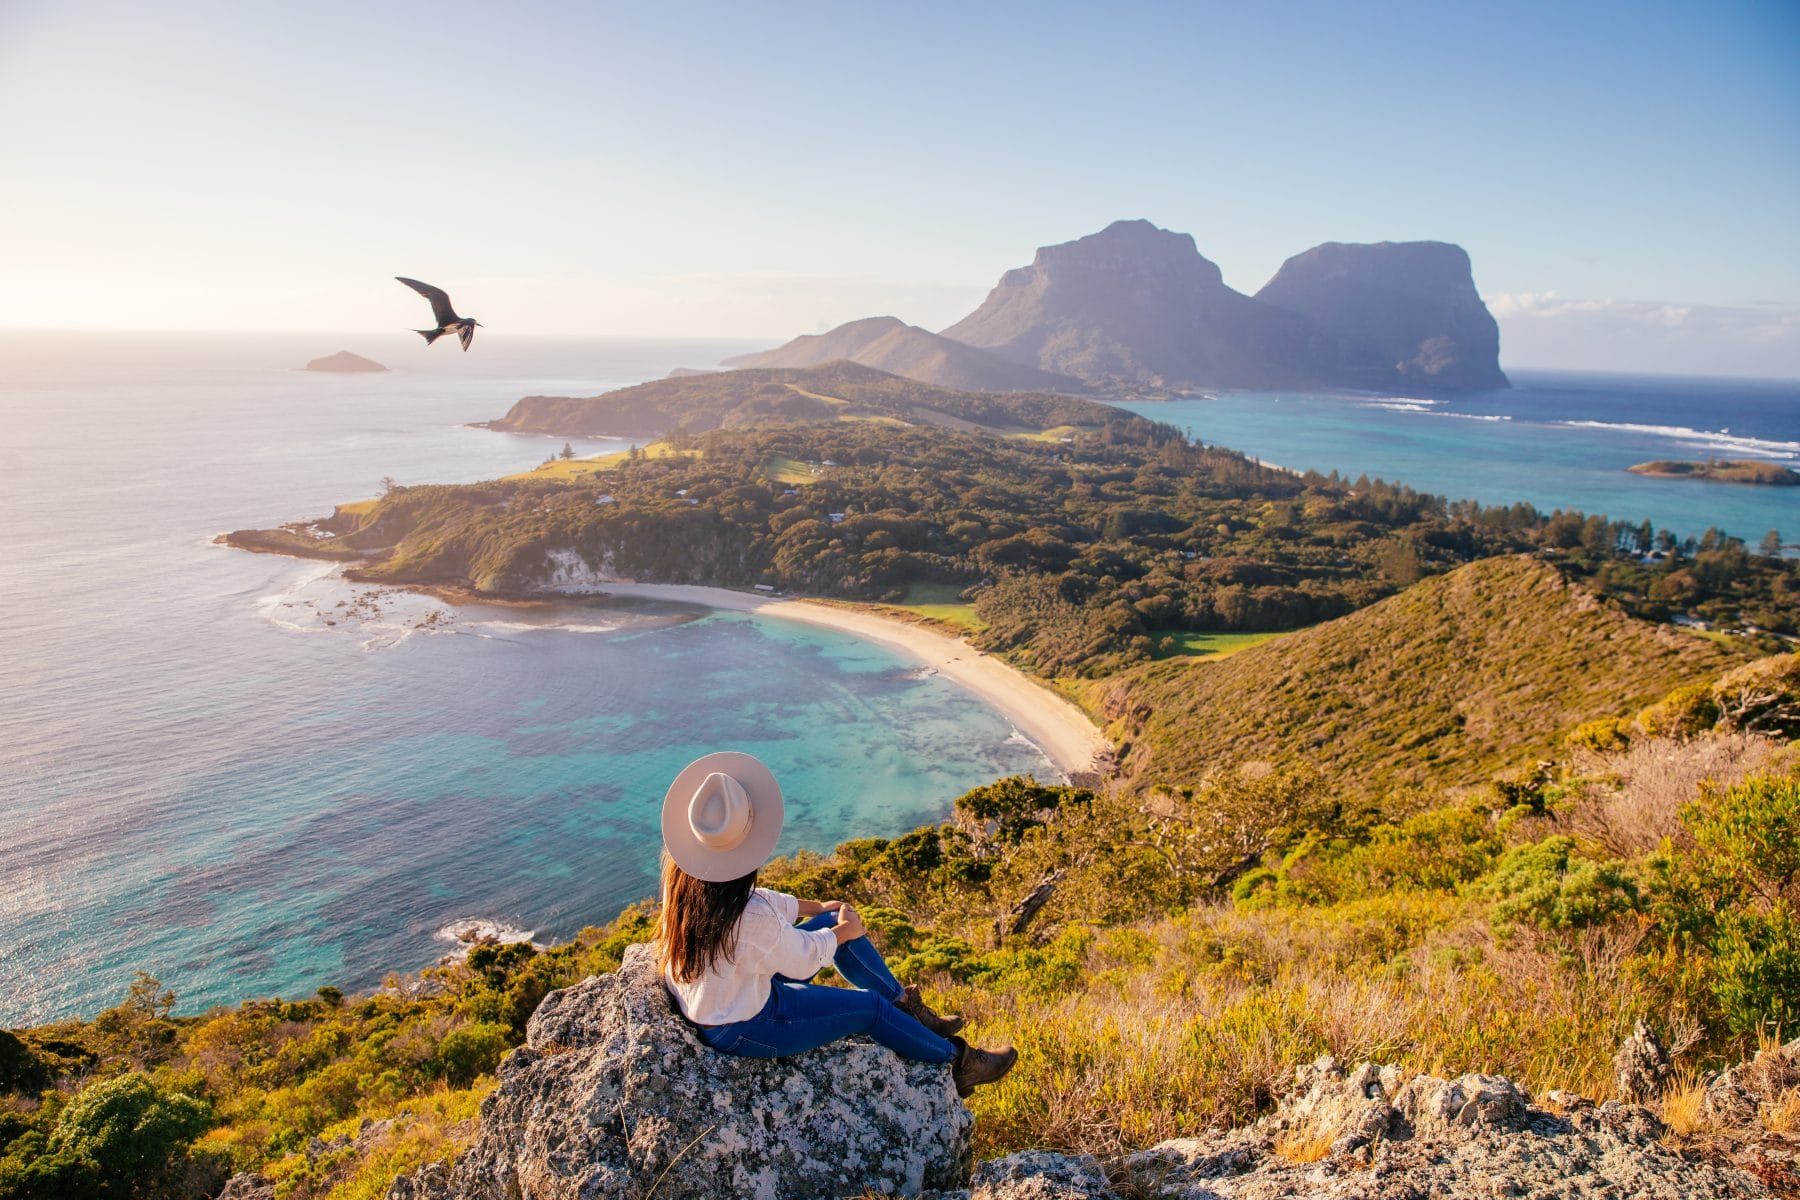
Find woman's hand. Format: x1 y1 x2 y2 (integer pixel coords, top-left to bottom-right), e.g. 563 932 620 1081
833 905 866 943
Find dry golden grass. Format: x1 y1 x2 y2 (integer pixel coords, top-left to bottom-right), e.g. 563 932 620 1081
1272 1121 1335 1163
502 441 698 482
1764 1086 1800 1134
1659 1070 1710 1139
916 893 1661 1161
1566 733 1791 857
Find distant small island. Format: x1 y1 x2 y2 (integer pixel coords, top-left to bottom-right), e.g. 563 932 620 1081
1627 458 1799 486
305 350 389 373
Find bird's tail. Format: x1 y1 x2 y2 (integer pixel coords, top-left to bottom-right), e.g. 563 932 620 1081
416 328 443 345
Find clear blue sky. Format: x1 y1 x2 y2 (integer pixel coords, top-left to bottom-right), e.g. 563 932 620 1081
2 0 1796 374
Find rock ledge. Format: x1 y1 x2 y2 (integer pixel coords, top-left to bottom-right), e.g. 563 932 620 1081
396 943 970 1199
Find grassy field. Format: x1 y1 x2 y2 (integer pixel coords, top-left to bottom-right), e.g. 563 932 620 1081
783 383 849 406
888 602 987 632
1152 629 1290 660
503 442 697 483
872 583 988 633
1008 424 1083 443
765 456 822 485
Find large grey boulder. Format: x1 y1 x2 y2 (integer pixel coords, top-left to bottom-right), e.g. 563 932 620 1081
405 943 971 1200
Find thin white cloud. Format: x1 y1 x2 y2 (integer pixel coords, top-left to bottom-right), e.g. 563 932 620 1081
1485 292 1800 378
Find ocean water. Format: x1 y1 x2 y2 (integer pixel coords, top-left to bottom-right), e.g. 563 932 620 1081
1118 371 1799 543
0 332 1052 1024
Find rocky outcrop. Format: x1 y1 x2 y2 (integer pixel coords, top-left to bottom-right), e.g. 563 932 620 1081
305 350 388 373
916 1055 1770 1200
395 943 971 1199
1254 241 1509 390
1614 1019 1672 1102
1706 1035 1800 1128
938 221 1507 392
724 317 1087 394
940 220 1326 391
391 989 1789 1200
217 1174 275 1200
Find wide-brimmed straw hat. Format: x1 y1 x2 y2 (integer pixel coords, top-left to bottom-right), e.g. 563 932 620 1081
660 751 785 882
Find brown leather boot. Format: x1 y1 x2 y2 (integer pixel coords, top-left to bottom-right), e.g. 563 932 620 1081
949 1035 1018 1098
898 983 965 1037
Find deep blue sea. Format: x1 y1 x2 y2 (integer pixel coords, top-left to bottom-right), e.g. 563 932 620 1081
1118 370 1799 544
2 336 1795 1027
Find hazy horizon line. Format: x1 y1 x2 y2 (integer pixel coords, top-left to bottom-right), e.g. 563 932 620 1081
0 325 1795 386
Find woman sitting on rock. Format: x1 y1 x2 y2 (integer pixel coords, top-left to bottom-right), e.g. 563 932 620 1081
656 751 1017 1097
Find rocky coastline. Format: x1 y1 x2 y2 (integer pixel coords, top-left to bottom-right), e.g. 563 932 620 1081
1627 459 1800 485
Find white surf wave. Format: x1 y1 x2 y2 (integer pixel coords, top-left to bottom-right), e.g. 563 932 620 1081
469 619 619 636
255 568 455 647
1360 398 1443 413
1554 420 1800 460
253 562 344 633
435 918 540 955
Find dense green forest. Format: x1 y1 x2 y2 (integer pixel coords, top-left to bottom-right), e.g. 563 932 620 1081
232 397 1797 681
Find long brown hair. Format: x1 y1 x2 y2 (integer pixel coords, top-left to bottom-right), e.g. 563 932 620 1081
656 852 758 983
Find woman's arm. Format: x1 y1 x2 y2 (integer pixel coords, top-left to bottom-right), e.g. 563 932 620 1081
791 898 863 943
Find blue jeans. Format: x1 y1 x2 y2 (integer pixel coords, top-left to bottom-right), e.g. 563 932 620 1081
697 913 955 1064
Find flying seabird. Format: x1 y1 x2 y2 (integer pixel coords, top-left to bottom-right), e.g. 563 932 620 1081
396 277 481 351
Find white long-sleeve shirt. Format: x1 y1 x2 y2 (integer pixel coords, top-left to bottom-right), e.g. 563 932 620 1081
663 887 839 1025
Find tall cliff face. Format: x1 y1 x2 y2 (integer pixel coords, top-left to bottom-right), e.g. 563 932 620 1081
1255 241 1509 390
940 221 1508 392
721 315 1086 393
940 219 1327 389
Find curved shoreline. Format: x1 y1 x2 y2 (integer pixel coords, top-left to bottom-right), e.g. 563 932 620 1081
572 581 1112 783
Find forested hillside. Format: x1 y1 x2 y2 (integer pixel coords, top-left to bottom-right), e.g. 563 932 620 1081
228 399 1800 678
480 361 1111 439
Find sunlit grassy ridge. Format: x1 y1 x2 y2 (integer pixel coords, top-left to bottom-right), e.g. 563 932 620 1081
1104 555 1748 801
484 361 1115 441
503 441 698 483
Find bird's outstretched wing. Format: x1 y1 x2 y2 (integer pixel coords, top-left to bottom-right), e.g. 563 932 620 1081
396 277 456 327
457 323 475 351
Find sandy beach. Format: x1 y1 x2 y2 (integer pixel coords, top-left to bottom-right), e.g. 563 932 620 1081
589 582 1112 782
